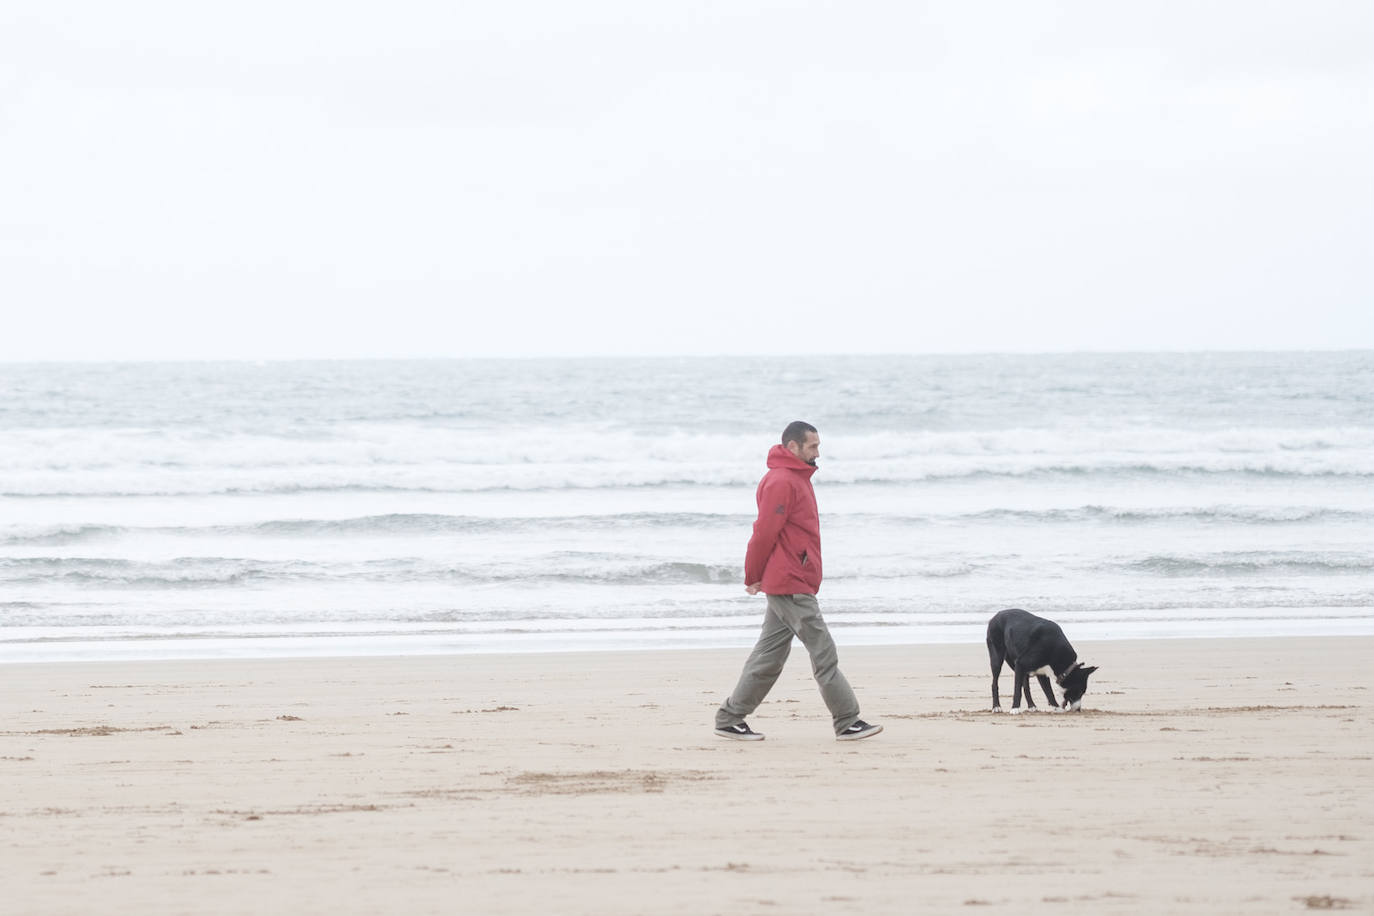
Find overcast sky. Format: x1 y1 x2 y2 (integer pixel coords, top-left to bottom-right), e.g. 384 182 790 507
2 1 1371 361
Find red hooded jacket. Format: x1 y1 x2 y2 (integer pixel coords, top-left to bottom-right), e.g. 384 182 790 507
744 444 823 595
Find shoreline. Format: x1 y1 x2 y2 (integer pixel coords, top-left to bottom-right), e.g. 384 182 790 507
5 612 1374 665
4 636 1372 913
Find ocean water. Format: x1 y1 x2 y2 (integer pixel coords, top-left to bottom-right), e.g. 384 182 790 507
2 352 1372 663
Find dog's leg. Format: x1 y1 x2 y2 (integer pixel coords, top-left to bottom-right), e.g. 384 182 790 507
1010 669 1032 714
1036 674 1058 709
988 642 1006 712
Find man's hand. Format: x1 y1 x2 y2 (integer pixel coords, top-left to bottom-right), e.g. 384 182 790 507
745 583 762 595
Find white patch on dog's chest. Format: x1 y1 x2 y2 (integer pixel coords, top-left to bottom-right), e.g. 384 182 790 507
1032 665 1055 679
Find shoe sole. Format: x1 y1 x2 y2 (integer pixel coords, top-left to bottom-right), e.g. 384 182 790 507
836 724 883 741
714 729 765 741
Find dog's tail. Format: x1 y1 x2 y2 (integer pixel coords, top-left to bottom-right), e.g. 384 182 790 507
986 629 1005 674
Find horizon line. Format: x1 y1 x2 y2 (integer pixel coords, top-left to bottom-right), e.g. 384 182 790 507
3 346 1372 367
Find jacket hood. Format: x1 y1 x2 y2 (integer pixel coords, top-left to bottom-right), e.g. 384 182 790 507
766 443 817 477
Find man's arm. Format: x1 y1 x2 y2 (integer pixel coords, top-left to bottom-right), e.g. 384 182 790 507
743 475 790 589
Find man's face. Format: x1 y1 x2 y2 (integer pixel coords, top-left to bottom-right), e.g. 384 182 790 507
788 431 820 467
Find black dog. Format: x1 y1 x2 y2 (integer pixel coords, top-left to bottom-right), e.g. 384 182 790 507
987 608 1097 713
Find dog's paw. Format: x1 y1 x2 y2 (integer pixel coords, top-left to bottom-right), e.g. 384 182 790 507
991 706 1003 714
1008 707 1024 716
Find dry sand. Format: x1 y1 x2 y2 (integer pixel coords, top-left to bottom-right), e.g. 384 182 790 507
3 637 1372 914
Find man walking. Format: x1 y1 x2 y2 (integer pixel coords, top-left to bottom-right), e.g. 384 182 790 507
714 421 882 742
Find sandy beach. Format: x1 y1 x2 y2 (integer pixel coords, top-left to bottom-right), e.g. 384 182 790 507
3 637 1371 914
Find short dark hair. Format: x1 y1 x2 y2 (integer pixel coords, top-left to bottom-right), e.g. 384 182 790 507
781 420 817 447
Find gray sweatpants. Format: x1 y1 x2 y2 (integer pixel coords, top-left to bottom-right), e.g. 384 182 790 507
715 592 861 735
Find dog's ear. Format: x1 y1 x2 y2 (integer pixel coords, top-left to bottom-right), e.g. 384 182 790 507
1081 666 1098 677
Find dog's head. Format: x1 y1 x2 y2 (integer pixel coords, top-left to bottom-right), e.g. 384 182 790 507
1057 664 1098 711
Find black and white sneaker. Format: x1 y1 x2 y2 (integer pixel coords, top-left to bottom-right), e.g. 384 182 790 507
836 720 883 741
714 722 765 741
